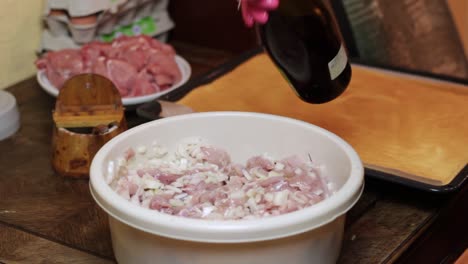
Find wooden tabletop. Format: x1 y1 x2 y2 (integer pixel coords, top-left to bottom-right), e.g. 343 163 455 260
0 43 467 264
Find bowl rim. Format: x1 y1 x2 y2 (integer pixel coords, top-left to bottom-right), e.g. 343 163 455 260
90 111 364 243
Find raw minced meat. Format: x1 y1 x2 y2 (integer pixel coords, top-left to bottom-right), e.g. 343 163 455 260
108 137 334 220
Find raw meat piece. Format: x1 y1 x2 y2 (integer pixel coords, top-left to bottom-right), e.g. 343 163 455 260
106 59 137 97
82 41 112 70
36 49 84 88
91 57 108 78
130 70 159 97
147 51 182 82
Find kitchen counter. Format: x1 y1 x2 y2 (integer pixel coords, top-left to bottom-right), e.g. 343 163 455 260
0 43 466 264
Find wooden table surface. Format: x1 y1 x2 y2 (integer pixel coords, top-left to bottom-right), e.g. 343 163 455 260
0 43 467 264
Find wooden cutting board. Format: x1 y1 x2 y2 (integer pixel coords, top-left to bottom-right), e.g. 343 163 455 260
177 53 468 186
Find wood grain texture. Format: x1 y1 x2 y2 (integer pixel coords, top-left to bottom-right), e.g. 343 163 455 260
53 74 124 128
0 222 113 264
178 54 468 185
338 192 436 263
51 121 127 178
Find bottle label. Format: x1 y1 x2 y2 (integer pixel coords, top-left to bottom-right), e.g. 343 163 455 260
328 44 348 80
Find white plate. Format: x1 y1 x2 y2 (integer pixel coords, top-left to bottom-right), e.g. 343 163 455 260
37 55 191 106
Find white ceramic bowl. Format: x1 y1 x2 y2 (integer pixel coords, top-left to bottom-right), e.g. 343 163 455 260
37 55 191 107
90 112 364 264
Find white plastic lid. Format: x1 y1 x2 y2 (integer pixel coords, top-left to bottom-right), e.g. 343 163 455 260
0 91 20 140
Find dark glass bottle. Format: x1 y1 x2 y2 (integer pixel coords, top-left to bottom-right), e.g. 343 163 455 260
258 0 352 104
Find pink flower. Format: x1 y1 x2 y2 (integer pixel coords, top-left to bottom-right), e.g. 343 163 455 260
240 0 280 27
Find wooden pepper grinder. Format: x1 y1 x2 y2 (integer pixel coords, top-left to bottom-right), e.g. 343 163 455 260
51 74 127 178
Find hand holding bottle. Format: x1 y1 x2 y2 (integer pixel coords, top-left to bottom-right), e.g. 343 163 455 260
240 0 279 27
245 0 352 103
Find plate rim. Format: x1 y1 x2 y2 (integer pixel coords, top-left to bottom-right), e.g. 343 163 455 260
36 55 192 106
